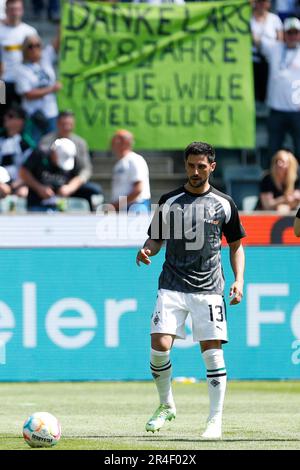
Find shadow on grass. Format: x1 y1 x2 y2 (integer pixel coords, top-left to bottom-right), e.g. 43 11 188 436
1 436 300 444
140 437 300 443
60 435 300 443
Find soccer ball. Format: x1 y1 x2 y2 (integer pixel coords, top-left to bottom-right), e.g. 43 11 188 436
23 412 61 448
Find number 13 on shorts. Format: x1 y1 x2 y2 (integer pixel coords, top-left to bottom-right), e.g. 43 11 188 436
208 303 225 322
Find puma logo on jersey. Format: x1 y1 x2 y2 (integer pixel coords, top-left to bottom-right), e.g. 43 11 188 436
203 218 220 225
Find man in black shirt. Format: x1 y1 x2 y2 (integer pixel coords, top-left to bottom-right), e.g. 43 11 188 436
20 138 99 211
136 142 246 439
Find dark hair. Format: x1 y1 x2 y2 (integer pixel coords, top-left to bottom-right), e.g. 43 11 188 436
184 141 215 163
58 110 75 120
6 0 23 6
4 104 26 120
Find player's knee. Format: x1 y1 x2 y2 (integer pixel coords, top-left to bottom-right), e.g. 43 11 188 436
200 339 222 353
151 334 173 351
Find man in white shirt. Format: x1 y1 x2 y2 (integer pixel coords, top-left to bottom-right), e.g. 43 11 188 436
255 17 300 167
111 129 151 213
0 0 37 122
250 0 283 102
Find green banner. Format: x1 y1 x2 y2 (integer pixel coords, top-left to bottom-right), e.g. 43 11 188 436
59 0 255 150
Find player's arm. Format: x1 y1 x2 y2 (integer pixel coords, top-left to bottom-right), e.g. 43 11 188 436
136 238 163 266
228 239 245 305
137 194 166 265
294 208 300 237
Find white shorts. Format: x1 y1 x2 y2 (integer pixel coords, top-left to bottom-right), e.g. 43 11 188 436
151 289 228 343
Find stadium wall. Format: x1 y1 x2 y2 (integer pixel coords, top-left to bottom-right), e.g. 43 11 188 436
0 215 299 381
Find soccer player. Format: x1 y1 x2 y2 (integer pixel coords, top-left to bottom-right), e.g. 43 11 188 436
294 207 300 236
136 142 245 439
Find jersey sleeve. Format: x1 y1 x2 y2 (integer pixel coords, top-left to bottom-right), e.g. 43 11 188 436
222 199 246 243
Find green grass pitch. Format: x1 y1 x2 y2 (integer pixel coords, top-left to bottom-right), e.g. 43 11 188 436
0 381 299 450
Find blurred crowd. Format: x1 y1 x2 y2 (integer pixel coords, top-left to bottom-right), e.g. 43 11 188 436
0 0 299 213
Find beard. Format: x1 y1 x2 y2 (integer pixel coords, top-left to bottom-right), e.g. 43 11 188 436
188 176 208 187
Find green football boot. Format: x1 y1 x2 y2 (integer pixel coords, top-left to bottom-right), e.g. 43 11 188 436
145 404 176 433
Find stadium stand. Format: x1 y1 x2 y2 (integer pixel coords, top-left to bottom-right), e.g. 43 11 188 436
21 0 298 209
223 164 263 210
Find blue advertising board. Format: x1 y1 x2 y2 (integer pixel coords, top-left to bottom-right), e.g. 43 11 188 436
0 247 299 380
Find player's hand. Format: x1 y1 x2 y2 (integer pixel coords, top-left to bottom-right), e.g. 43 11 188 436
136 248 152 266
229 281 243 305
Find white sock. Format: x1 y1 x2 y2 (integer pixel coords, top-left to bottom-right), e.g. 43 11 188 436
150 348 175 408
202 348 227 421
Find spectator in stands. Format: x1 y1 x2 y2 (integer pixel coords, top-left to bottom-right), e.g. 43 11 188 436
294 206 300 236
0 0 37 124
20 138 102 212
257 149 300 212
253 17 300 168
111 129 151 213
0 105 34 197
251 0 283 104
14 34 61 145
39 110 102 209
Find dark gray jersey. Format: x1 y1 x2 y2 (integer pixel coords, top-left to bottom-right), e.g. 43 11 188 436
148 185 246 294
